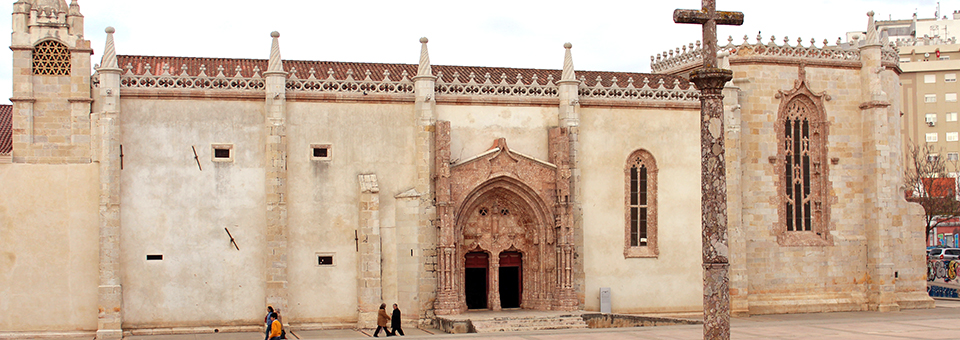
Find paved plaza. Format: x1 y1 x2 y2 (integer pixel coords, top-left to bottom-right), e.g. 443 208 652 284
19 299 957 340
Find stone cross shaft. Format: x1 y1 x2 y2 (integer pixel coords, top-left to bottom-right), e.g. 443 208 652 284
674 1 742 340
674 0 744 68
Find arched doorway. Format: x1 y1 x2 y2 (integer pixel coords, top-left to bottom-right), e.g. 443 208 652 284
464 252 489 309
453 179 553 311
499 251 522 308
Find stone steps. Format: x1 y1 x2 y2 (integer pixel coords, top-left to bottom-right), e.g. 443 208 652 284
470 314 587 333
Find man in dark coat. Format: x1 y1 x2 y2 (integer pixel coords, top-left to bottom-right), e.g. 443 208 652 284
390 303 404 336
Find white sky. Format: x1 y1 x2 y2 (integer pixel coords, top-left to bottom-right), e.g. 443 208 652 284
0 0 955 103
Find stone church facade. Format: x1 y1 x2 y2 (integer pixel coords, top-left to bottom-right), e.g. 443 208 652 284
0 1 933 338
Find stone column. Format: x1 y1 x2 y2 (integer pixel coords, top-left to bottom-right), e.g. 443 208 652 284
433 120 460 315
358 174 383 328
557 43 583 309
263 31 290 315
95 27 123 340
691 66 733 340
488 256 501 311
720 53 748 316
859 11 899 312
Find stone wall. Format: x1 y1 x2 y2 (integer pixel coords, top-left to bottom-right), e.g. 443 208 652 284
118 98 268 328
0 164 99 332
578 105 704 313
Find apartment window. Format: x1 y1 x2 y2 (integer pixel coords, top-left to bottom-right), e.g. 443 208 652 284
946 74 957 82
949 153 959 161
948 132 959 142
926 94 938 103
947 93 958 102
948 112 958 122
925 74 937 83
941 56 951 60
929 154 940 162
927 113 938 125
900 57 912 63
927 132 939 142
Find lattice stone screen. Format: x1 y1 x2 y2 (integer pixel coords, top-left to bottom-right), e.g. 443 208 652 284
33 40 71 76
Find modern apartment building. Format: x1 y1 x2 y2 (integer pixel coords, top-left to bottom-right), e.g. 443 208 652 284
876 9 960 174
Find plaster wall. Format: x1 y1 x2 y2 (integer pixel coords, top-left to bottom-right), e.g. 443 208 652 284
284 101 418 324
437 105 557 161
0 164 99 331
119 99 267 328
731 64 871 313
579 106 703 313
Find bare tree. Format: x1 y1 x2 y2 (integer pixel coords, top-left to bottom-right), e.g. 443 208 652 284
904 143 960 245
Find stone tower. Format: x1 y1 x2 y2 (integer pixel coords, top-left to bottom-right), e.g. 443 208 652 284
10 0 92 163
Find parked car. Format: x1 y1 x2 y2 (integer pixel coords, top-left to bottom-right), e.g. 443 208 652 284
928 247 960 261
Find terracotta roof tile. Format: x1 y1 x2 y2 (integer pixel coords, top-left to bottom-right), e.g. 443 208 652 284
116 55 691 90
0 104 12 154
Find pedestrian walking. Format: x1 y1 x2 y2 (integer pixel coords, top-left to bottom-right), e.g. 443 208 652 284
266 313 282 340
374 303 393 337
390 303 404 336
264 306 275 339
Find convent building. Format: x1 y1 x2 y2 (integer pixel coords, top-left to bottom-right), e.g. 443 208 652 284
0 1 934 339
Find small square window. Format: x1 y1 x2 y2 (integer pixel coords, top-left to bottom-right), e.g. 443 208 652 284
928 154 940 162
947 93 958 102
212 144 234 162
925 74 937 83
900 58 911 63
316 252 335 267
927 113 938 124
948 153 959 161
947 112 958 122
946 74 957 82
948 132 959 142
311 144 332 161
927 132 939 142
926 94 938 103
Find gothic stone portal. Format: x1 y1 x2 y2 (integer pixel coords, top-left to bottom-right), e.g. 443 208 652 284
434 122 578 314
461 188 543 311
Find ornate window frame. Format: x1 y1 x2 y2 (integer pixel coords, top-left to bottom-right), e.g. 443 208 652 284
624 149 658 258
32 40 71 76
775 65 832 246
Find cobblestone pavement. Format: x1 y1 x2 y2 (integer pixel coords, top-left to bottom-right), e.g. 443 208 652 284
16 300 960 340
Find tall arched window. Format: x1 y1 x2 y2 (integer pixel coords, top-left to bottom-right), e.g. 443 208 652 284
625 149 658 258
776 67 831 246
33 40 71 76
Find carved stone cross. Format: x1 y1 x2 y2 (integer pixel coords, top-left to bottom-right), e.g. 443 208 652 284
673 1 743 340
674 0 744 68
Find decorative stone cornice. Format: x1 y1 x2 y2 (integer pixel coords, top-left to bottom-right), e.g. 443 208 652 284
651 34 900 75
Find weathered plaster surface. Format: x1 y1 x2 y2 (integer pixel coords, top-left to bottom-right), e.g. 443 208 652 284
579 106 703 313
0 164 99 331
119 99 267 328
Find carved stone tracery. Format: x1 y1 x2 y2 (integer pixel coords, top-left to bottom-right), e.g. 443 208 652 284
775 64 832 246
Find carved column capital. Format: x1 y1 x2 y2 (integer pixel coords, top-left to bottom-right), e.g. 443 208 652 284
690 67 733 98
